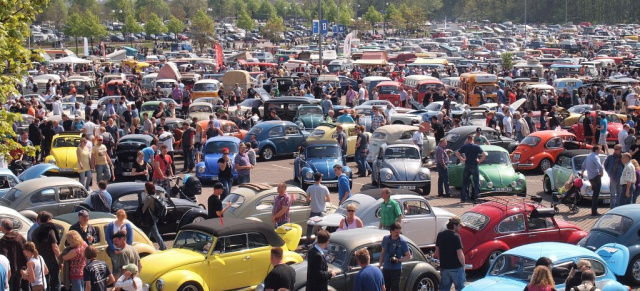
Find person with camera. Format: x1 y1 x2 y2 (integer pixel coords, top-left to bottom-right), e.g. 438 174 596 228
378 222 410 291
435 217 465 291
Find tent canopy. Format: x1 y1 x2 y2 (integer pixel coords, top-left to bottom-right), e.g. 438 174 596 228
49 56 92 64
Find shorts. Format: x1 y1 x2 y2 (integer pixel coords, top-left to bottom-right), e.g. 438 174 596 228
598 133 607 145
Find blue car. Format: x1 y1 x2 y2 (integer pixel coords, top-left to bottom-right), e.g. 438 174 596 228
462 242 629 291
579 204 640 285
243 121 309 161
0 168 20 199
195 136 241 181
293 140 352 190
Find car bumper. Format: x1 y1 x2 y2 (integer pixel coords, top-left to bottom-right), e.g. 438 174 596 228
302 179 344 188
513 163 535 169
380 180 430 190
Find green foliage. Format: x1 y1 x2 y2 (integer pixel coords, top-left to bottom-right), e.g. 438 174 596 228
191 9 215 53
63 12 106 54
260 15 285 43
362 5 382 28
166 16 185 35
37 0 67 28
274 0 288 18
338 4 354 26
105 0 134 22
145 13 168 35
322 0 338 23
123 13 143 35
135 0 171 22
256 1 277 20
246 0 260 16
236 8 256 31
169 0 207 20
69 0 99 16
502 53 514 70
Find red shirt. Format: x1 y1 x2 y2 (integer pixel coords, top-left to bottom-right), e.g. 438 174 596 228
152 154 172 179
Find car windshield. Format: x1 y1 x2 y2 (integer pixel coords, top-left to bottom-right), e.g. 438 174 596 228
483 151 511 164
592 214 633 235
489 254 537 281
190 105 213 113
384 147 420 159
325 242 349 268
193 83 218 92
299 107 323 115
572 155 606 170
309 129 325 138
469 112 486 120
306 146 341 158
173 230 214 254
205 141 238 154
247 126 264 136
156 82 174 89
240 99 258 107
461 212 490 231
445 133 460 143
356 108 374 116
520 136 541 146
336 200 360 215
53 137 81 148
568 106 588 114
221 193 245 212
0 188 21 206
119 138 150 145
140 104 158 112
377 86 399 94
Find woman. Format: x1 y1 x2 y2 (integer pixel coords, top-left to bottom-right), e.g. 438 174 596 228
130 118 141 134
565 259 591 291
115 264 143 291
105 210 134 269
337 204 363 231
539 109 548 131
77 137 92 189
141 182 167 250
131 151 151 181
526 265 556 291
21 242 49 291
194 123 204 163
61 230 88 291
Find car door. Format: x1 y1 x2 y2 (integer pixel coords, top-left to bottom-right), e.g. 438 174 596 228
247 232 273 286
447 155 464 187
400 199 435 246
57 186 88 214
346 127 358 156
253 194 276 224
27 187 58 214
494 214 528 248
553 156 572 189
544 137 565 162
209 234 252 290
284 125 305 153
342 243 384 291
526 215 561 244
268 126 287 153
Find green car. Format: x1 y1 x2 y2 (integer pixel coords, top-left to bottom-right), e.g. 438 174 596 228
448 145 526 196
293 104 325 131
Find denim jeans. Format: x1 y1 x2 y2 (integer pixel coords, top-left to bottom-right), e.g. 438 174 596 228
219 177 233 201
355 149 365 175
79 170 92 189
436 164 450 196
621 184 635 206
237 175 250 184
71 279 84 291
149 217 167 250
633 185 640 204
461 166 480 202
610 179 621 208
305 212 323 247
95 164 111 182
439 267 465 291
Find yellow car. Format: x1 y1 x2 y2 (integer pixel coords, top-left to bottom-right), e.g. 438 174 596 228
307 123 370 157
52 212 157 270
139 218 303 291
44 132 83 173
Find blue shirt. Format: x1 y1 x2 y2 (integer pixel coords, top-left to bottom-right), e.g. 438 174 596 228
600 118 608 134
381 235 409 270
582 152 604 180
337 173 351 203
354 265 384 291
0 258 6 291
142 147 156 163
458 143 484 167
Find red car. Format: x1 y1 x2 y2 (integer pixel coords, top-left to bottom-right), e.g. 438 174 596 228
569 111 623 144
510 130 590 172
459 197 587 271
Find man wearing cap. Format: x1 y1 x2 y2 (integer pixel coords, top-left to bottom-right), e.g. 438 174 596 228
234 143 253 184
218 147 234 200
378 188 402 230
110 231 141 278
115 263 143 290
208 183 231 219
378 222 410 291
435 217 465 291
473 127 489 145
69 210 97 245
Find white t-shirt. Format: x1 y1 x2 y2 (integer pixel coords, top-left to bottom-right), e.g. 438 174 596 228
0 255 8 291
358 88 366 101
626 93 637 106
412 131 424 146
52 100 63 115
84 121 97 138
115 275 143 291
159 131 174 152
503 116 513 134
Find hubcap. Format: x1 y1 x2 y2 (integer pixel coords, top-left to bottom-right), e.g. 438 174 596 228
489 251 502 265
541 160 551 171
633 258 640 280
263 148 273 160
192 216 205 223
416 277 435 291
181 285 199 291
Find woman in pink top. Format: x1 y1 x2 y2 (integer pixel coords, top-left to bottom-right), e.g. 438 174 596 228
62 230 88 291
337 204 364 231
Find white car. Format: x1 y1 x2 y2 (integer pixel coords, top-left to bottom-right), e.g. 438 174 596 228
0 205 33 239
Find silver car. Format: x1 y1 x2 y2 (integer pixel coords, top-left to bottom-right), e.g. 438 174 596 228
371 144 431 195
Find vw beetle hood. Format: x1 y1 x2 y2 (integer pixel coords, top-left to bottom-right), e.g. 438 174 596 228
303 158 342 179
478 164 518 186
138 248 205 282
18 164 59 181
383 159 422 180
204 153 236 175
49 148 76 168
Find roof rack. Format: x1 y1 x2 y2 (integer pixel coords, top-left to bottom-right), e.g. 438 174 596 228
239 183 274 192
475 195 544 211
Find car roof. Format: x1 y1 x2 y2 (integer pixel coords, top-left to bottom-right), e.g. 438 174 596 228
0 168 18 177
603 204 640 218
301 140 339 147
15 177 83 192
120 134 154 141
448 126 495 134
106 182 164 195
329 228 418 251
528 130 574 138
254 120 297 127
503 242 598 262
558 149 593 158
374 124 418 134
182 218 285 246
480 145 509 152
205 136 241 143
54 211 116 224
264 97 321 104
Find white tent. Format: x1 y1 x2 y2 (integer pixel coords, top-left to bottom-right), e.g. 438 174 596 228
105 50 127 62
49 56 92 64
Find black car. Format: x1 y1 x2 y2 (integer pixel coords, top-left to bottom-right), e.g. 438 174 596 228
74 182 208 236
263 97 322 121
444 126 517 152
114 134 154 177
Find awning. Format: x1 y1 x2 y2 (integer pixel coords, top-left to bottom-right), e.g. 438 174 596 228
49 56 92 64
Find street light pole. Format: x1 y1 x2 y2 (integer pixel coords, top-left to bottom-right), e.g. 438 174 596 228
318 0 323 69
565 0 568 23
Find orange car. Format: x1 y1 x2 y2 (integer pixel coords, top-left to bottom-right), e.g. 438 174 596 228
197 119 247 140
510 130 591 172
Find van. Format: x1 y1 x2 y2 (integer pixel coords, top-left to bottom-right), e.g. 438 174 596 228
141 73 157 90
222 70 251 96
327 59 354 73
61 76 97 95
192 79 221 99
253 51 274 63
155 79 178 97
362 76 392 100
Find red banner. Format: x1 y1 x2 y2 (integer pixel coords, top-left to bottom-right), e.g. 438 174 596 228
215 43 223 67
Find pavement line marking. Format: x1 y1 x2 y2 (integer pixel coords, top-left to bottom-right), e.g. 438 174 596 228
355 182 365 185
272 165 292 170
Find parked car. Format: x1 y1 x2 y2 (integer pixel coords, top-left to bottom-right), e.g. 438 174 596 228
294 140 352 189
262 97 321 121
569 111 624 144
138 218 304 291
543 150 611 203
196 136 241 181
448 145 526 196
197 120 248 140
0 168 20 198
237 88 270 117
371 144 431 195
462 242 629 291
310 189 455 248
366 125 436 165
0 177 88 216
354 105 421 132
511 130 591 172
140 101 170 118
43 132 83 173
188 102 216 122
293 104 325 131
0 205 32 239
444 126 516 152
222 183 336 235
243 121 309 161
459 197 587 271
52 212 156 268
306 123 369 158
115 134 154 177
409 101 468 122
273 228 440 291
75 182 207 235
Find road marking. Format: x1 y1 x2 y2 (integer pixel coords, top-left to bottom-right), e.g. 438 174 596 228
355 182 366 186
272 165 291 170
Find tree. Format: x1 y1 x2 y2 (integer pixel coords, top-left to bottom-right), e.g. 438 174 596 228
145 13 168 38
236 8 256 31
274 0 288 18
502 53 514 71
135 0 170 22
63 13 83 54
81 11 107 48
104 0 134 22
169 0 206 20
260 15 285 43
322 0 338 23
362 5 382 29
256 1 277 20
338 4 354 26
37 0 67 28
384 4 404 31
191 9 215 53
123 13 143 35
166 16 185 36
69 0 99 16
246 0 260 17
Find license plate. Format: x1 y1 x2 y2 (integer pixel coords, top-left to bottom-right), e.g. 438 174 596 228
325 184 337 187
512 154 520 161
495 187 513 192
122 172 133 176
212 176 218 180
399 186 416 190
59 168 74 172
603 199 610 204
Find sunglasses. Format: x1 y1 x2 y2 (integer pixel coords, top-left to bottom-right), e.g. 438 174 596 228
347 210 355 213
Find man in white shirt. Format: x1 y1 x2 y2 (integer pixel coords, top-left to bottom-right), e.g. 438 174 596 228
358 84 366 105
620 153 636 206
84 117 97 140
502 108 513 138
619 124 629 152
52 96 63 115
412 126 424 156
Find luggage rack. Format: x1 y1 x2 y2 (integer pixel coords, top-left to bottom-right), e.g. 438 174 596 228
239 183 274 191
476 195 546 211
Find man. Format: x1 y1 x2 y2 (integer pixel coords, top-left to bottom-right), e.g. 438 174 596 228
502 108 513 138
305 173 331 248
157 126 176 175
431 116 445 145
207 183 231 219
358 84 366 105
378 222 410 291
32 211 60 291
514 112 530 142
69 210 97 245
620 152 636 206
152 144 174 194
334 164 351 205
473 127 489 145
571 270 601 291
336 125 347 165
321 94 333 116
456 135 487 202
412 125 424 156
263 247 296 291
89 181 112 212
0 218 28 291
306 230 335 291
378 188 402 230
619 124 630 152
371 107 386 133
110 231 141 278
604 144 624 209
91 135 115 182
582 146 605 216
271 183 292 228
355 125 369 177
435 217 465 291
181 122 195 173
218 147 234 200
435 139 451 197
597 112 608 153
83 245 115 291
234 143 253 184
583 111 594 144
353 247 384 291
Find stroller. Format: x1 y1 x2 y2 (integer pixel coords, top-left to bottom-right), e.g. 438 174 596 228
552 174 582 214
170 175 203 206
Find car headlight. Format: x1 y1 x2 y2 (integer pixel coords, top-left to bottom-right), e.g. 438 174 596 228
517 178 525 186
585 186 592 192
305 171 313 179
511 181 517 187
385 172 393 180
420 172 428 180
48 159 56 164
155 278 164 291
198 166 205 173
144 283 150 291
487 181 493 188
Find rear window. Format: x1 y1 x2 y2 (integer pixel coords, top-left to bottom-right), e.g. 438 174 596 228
592 214 633 235
310 129 326 138
372 132 387 140
461 212 490 231
520 136 541 146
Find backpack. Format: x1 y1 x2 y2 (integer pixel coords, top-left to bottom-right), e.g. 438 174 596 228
152 196 168 219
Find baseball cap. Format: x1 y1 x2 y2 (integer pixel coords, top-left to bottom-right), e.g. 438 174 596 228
78 210 89 217
222 147 230 154
122 264 138 274
476 127 482 132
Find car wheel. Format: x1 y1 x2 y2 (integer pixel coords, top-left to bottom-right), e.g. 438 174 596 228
413 273 438 291
299 177 308 191
484 250 504 271
178 282 202 291
543 175 553 195
261 146 275 161
466 180 474 200
625 255 640 285
293 169 299 182
191 215 206 224
486 98 495 103
539 158 552 172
